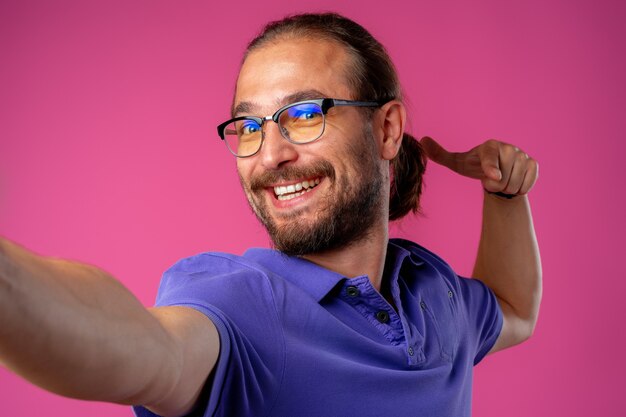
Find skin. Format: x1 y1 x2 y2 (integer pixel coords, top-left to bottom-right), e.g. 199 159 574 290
0 241 219 417
235 38 406 289
236 37 541 353
0 34 541 416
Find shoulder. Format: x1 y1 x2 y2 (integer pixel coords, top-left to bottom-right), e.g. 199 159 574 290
155 251 283 316
160 252 272 288
163 251 265 275
390 237 495 297
390 238 460 285
389 238 498 315
390 238 452 266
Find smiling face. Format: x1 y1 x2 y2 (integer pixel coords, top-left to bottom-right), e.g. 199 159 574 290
234 36 389 255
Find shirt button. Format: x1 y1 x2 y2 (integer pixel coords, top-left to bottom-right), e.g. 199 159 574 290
408 346 415 356
346 286 360 297
420 301 426 310
375 310 390 324
448 290 453 298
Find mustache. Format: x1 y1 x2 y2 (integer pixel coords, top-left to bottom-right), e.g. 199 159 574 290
249 160 335 191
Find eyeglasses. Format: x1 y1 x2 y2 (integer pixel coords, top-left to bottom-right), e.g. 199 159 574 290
216 98 384 157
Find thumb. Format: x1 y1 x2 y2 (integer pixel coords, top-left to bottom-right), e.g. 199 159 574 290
420 136 456 170
478 143 503 182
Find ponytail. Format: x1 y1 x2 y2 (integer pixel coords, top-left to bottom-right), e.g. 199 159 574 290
389 133 427 220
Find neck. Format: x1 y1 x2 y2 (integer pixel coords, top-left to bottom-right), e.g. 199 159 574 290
301 220 389 292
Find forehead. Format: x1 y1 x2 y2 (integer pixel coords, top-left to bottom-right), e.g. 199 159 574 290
233 37 355 115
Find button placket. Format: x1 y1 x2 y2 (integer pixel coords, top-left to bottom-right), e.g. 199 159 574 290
392 274 425 366
346 286 360 297
341 279 405 345
375 310 390 324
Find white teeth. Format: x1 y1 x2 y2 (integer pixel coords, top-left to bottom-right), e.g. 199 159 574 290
277 189 315 200
273 178 321 197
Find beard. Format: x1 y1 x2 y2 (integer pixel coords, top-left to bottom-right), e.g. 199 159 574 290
239 127 385 257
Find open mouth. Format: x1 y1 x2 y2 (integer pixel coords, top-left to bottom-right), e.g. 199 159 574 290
273 177 321 201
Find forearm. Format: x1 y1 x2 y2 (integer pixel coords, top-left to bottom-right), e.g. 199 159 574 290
0 237 179 404
472 193 542 337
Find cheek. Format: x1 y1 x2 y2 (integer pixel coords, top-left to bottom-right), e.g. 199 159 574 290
324 118 352 140
236 161 253 189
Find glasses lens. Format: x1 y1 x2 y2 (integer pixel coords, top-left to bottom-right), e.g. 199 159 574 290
279 103 324 143
223 119 262 157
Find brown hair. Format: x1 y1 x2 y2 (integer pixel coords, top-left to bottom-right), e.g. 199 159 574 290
246 12 427 220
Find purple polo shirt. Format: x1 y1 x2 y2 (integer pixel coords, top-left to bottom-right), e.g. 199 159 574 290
134 238 502 417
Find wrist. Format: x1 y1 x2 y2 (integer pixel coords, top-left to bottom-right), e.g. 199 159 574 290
483 188 517 199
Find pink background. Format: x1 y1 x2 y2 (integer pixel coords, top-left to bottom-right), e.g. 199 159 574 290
1 0 624 416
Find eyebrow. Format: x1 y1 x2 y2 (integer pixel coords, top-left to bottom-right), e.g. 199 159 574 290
231 89 329 117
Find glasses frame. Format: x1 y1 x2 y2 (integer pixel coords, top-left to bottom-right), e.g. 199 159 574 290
216 98 385 157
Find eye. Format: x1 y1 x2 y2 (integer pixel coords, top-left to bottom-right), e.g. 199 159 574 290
288 104 323 120
240 120 261 136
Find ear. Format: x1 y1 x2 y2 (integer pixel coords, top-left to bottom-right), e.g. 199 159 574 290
374 100 406 161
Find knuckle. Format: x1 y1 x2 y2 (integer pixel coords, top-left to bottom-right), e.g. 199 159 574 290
483 179 503 192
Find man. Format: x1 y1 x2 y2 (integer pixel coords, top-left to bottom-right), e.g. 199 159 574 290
0 12 541 417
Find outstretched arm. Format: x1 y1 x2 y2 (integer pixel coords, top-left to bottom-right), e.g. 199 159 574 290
421 137 542 353
0 237 219 417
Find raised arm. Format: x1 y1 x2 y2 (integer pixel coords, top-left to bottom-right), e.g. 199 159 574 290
420 137 542 353
0 237 219 417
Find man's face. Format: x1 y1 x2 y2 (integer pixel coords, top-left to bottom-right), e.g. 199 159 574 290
234 37 387 255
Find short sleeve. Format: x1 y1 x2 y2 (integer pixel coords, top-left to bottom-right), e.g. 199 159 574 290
133 253 285 417
456 276 503 365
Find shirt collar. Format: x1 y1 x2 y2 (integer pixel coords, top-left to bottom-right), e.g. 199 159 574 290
243 240 424 303
243 248 346 302
387 239 425 269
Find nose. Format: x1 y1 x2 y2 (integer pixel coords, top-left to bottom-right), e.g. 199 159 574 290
259 121 298 169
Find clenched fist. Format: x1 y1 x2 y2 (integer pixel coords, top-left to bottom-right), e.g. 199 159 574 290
420 136 539 196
